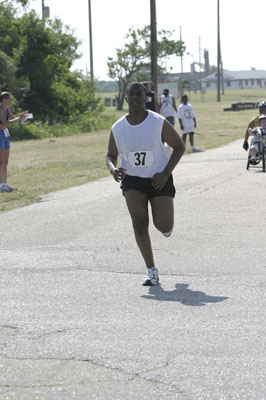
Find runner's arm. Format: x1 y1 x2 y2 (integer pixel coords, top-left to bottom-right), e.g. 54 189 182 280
154 92 159 113
152 120 185 189
0 109 29 130
7 106 14 120
245 117 255 140
161 120 185 177
106 130 126 182
172 97 177 113
158 99 162 113
178 118 184 130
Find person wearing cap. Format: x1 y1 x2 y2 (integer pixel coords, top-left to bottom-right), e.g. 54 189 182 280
243 101 266 151
248 114 266 164
158 88 177 126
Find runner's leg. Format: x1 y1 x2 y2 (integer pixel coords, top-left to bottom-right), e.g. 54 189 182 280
124 189 155 267
189 133 194 147
150 196 174 235
0 148 9 183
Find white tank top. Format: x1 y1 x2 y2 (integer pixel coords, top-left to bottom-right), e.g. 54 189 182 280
160 94 175 117
112 110 171 178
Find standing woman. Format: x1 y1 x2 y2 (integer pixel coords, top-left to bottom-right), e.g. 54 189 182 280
106 82 185 286
0 92 29 192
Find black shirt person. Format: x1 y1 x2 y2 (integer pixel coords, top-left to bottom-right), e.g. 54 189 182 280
143 82 158 112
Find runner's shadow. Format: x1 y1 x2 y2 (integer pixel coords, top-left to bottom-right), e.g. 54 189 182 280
141 283 228 307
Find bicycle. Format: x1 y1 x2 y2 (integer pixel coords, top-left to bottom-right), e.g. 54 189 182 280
246 128 266 172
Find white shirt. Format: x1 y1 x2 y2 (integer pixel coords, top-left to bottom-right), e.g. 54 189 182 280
177 103 195 134
112 111 171 178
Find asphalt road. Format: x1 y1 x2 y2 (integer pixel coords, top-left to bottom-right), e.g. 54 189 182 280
1 140 266 400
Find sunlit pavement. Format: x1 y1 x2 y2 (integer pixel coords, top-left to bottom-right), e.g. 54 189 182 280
1 140 266 399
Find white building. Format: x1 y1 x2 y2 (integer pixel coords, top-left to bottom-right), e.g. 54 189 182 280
201 69 266 91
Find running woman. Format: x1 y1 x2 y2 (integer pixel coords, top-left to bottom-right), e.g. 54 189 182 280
106 82 185 286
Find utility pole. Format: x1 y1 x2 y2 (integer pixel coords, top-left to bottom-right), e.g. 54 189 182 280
150 0 157 93
199 36 202 98
41 0 50 19
217 0 221 102
88 0 94 80
221 60 224 95
180 26 184 99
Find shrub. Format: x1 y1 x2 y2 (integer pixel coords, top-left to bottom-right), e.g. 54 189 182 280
9 111 118 141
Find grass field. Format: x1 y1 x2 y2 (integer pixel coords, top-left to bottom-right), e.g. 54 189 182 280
1 88 265 214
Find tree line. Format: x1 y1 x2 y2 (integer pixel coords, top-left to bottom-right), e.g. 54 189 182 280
0 0 101 122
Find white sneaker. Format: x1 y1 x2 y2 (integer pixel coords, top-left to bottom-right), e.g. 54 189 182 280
143 267 159 286
191 146 200 152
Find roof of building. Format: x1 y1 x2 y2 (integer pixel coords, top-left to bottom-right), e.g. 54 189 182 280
202 69 266 82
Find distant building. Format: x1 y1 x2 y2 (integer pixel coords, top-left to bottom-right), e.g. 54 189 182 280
158 49 216 94
201 69 266 91
157 82 179 97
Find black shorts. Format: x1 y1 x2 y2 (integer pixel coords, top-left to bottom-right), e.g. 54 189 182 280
120 174 176 198
166 116 175 126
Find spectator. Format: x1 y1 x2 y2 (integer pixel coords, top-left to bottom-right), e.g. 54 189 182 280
0 92 29 192
177 94 199 152
143 82 158 112
159 88 177 126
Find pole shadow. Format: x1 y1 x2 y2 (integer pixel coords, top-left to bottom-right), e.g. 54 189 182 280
141 283 228 307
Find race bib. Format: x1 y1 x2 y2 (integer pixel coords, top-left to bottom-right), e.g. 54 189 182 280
128 151 154 168
3 128 10 137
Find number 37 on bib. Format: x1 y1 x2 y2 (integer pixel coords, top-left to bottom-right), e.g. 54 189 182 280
128 151 154 168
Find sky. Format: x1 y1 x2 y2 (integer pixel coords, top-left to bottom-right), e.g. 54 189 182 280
30 0 266 81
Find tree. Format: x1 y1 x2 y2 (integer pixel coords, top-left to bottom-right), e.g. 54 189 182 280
16 12 81 118
15 0 30 6
0 1 101 121
52 71 101 117
107 26 185 110
0 51 16 89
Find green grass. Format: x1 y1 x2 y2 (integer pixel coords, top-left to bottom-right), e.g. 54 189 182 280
1 131 113 213
1 88 265 214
